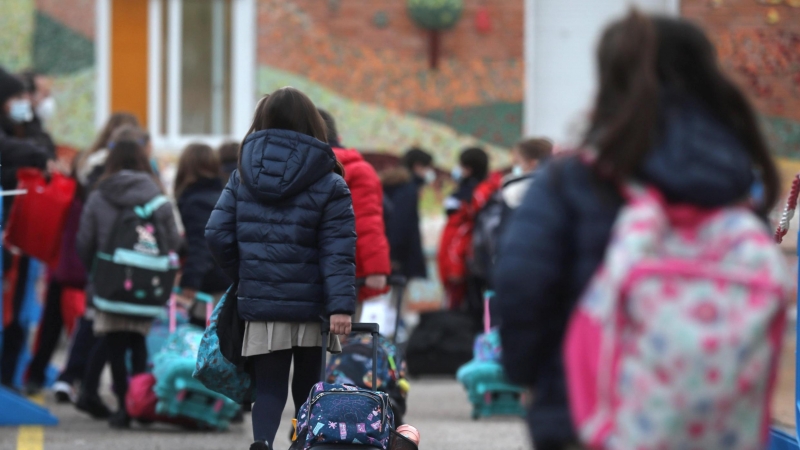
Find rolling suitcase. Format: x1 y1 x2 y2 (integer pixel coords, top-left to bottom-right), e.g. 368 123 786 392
291 323 418 450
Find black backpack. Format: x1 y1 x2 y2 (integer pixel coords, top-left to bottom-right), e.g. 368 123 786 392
92 195 178 318
469 190 505 281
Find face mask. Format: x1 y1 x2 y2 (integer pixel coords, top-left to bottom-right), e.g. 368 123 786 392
35 97 56 122
450 166 463 182
8 99 33 123
424 168 437 184
150 158 160 176
512 165 525 177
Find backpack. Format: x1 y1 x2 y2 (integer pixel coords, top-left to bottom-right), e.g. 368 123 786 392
469 190 504 281
563 185 790 450
293 382 394 450
92 195 179 318
326 334 406 392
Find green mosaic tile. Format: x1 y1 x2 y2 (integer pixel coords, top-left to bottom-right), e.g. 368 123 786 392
0 0 35 72
33 11 94 75
420 102 523 148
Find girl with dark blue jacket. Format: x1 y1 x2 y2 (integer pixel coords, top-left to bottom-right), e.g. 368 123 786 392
494 12 781 450
174 143 230 325
205 88 356 450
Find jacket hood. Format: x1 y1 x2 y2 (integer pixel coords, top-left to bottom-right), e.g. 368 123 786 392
96 170 163 207
640 97 754 207
332 147 364 167
239 129 336 203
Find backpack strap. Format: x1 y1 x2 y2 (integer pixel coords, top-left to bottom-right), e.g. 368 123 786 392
134 195 169 219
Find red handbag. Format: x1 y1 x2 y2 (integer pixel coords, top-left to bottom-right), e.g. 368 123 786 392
5 169 76 266
60 287 86 336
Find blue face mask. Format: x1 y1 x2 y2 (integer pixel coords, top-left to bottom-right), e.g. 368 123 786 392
150 158 160 176
8 99 33 123
451 166 463 182
512 165 525 177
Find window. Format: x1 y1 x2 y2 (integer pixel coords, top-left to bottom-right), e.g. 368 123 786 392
96 0 255 151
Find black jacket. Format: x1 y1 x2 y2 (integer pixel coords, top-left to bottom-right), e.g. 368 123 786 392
382 168 427 279
205 129 357 322
494 98 756 444
177 177 230 293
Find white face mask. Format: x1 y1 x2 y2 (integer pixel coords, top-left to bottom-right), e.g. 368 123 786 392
424 168 437 184
8 99 33 123
512 164 525 177
36 96 56 122
450 166 463 182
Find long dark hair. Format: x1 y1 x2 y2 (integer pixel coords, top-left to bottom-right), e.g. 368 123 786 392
102 138 155 181
83 112 140 157
241 88 344 177
174 143 220 198
586 10 780 212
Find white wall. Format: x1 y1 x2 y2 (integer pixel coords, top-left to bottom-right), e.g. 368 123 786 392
524 0 680 145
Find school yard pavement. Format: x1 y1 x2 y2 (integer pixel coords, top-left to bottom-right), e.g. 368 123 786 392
0 378 530 450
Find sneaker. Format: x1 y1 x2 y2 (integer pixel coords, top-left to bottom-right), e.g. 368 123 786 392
250 442 270 450
76 393 112 419
53 381 76 404
108 410 131 429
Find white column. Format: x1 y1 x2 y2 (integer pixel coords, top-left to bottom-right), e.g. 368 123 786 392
210 0 226 135
231 0 257 140
95 0 111 130
166 0 182 143
147 0 162 138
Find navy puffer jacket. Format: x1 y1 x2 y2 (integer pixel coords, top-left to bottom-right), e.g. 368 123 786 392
205 129 357 322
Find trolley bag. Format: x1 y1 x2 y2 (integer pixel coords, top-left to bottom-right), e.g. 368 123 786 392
405 310 474 377
292 323 397 450
151 324 239 430
456 291 525 420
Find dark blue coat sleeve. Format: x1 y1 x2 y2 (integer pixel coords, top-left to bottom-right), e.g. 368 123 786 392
205 171 240 282
493 165 571 387
318 176 357 316
180 194 218 290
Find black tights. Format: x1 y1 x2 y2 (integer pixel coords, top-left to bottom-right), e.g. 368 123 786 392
251 347 322 446
104 332 147 409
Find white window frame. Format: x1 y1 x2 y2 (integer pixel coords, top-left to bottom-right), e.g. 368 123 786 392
95 0 256 153
523 0 681 139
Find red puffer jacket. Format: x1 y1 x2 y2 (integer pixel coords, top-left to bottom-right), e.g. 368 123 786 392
437 171 504 309
333 148 391 300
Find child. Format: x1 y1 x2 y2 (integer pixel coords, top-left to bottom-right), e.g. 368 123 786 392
317 109 390 306
495 12 782 449
174 143 230 325
205 87 356 450
76 131 180 428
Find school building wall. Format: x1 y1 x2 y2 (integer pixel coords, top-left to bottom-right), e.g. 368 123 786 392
0 0 797 166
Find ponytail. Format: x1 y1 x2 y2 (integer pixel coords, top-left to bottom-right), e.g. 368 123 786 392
586 9 660 181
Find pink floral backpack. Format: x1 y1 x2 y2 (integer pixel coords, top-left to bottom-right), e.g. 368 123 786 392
563 185 791 450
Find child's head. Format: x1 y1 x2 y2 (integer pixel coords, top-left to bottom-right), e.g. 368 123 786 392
218 141 240 183
402 147 434 182
588 10 778 211
102 134 153 179
512 138 553 175
108 125 152 158
174 143 220 198
457 147 489 182
89 112 140 154
317 109 340 148
247 88 326 142
245 88 343 175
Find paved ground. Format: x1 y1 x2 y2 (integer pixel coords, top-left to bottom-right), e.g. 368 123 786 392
0 378 529 450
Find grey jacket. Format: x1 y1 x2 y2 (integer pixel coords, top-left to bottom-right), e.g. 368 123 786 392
77 170 180 300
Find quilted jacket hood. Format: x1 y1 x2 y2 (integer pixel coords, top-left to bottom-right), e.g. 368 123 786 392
239 129 336 203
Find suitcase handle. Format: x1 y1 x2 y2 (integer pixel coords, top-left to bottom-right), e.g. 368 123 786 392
320 322 380 391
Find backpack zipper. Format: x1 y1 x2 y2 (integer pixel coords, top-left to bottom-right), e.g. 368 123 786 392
310 389 388 428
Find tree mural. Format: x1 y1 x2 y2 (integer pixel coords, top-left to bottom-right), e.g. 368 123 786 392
407 0 464 70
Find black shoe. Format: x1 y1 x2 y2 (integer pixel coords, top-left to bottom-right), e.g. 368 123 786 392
76 393 112 419
250 442 270 450
53 381 76 404
231 408 244 424
24 381 43 396
109 410 131 429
